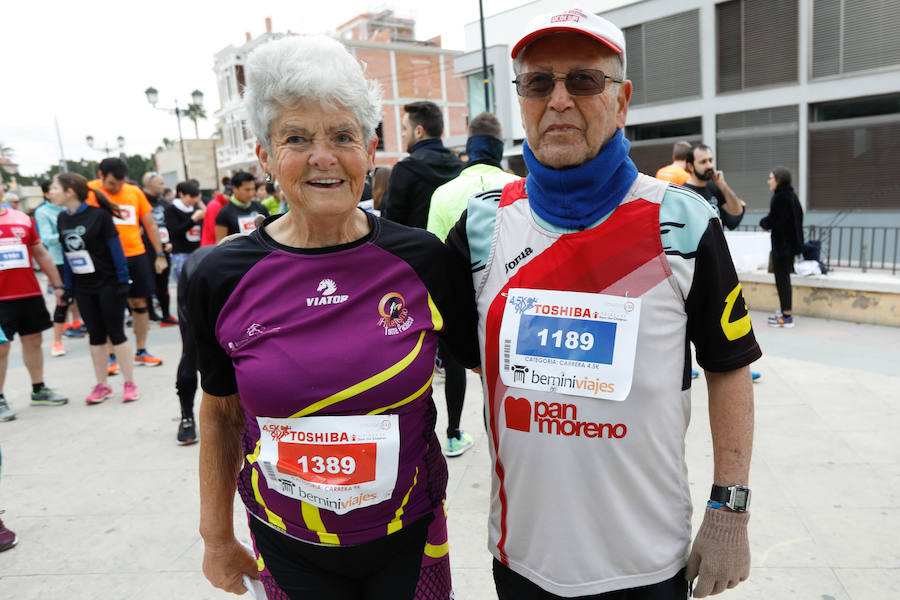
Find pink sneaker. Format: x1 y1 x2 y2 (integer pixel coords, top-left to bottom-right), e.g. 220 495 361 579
86 383 113 405
122 381 140 403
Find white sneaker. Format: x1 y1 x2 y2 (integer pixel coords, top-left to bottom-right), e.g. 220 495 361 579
0 398 16 422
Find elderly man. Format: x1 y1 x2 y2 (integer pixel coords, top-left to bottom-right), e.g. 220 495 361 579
446 7 760 599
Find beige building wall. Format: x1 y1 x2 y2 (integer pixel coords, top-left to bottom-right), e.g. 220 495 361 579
155 139 220 190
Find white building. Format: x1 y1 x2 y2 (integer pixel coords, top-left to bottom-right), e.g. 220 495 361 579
459 0 900 226
211 13 468 176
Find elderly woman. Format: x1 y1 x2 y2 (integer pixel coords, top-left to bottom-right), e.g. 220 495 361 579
187 35 478 600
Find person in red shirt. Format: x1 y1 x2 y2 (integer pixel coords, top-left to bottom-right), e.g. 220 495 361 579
0 204 69 421
201 177 231 246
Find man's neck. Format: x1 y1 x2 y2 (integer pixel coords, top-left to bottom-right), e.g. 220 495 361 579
686 176 706 187
672 160 686 169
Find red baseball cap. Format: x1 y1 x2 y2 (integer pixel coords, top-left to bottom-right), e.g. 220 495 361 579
510 6 626 59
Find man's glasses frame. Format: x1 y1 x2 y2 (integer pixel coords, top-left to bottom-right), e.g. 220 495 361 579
512 69 623 98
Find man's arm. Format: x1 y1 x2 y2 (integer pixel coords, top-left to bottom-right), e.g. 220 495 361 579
199 392 257 593
140 212 168 273
705 367 754 485
214 225 229 243
712 172 744 217
31 243 64 303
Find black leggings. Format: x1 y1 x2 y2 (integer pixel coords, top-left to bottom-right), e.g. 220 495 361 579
176 317 197 418
493 560 689 600
149 251 171 318
438 339 467 438
249 514 430 600
76 286 127 346
772 254 794 313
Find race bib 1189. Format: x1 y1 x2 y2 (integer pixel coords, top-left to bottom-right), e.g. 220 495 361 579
498 288 641 401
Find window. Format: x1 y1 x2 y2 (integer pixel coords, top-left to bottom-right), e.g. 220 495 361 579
235 65 246 98
466 69 495 116
808 94 900 210
625 118 702 175
375 122 385 151
716 106 799 211
624 10 700 106
717 0 798 93
812 0 900 78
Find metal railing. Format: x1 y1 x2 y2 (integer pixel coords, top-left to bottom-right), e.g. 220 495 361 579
737 225 900 275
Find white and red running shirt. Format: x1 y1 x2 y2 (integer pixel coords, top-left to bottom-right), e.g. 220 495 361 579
0 207 42 301
446 174 761 596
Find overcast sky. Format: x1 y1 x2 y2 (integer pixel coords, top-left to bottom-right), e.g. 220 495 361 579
2 0 530 175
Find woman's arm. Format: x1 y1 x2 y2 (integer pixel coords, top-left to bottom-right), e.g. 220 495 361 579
199 392 258 593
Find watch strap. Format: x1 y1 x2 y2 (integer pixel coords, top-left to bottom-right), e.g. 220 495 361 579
710 484 732 503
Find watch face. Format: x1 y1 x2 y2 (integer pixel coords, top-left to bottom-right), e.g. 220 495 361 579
733 488 749 507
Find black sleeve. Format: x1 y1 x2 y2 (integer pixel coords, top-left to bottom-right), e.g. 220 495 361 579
685 218 762 372
711 184 744 230
215 204 231 228
376 219 480 368
253 201 270 218
164 206 189 239
185 242 259 397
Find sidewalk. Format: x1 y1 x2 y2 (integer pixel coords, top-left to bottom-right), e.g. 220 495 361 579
0 308 898 599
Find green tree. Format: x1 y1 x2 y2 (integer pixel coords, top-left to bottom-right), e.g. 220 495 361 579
184 103 207 138
0 142 14 159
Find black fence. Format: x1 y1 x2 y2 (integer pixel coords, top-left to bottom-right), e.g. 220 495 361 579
737 225 900 275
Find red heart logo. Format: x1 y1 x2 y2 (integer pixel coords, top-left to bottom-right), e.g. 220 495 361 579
504 396 532 432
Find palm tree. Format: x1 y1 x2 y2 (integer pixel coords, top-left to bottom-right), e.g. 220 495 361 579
184 103 207 138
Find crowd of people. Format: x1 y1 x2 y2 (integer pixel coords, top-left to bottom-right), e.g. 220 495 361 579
1 5 822 598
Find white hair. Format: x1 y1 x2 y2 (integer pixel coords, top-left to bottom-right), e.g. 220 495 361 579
244 35 383 150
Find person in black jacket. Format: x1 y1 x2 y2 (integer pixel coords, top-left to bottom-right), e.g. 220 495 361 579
52 173 139 403
382 101 463 229
760 166 803 328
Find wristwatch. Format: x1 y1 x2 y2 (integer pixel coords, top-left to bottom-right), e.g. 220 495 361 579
710 484 751 511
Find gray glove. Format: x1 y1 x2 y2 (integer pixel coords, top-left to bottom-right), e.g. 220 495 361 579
686 506 750 597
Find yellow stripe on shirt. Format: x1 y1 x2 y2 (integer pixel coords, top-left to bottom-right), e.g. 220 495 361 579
290 331 427 418
301 502 340 545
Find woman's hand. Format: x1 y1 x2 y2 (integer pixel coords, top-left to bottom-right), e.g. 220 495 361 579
202 537 259 594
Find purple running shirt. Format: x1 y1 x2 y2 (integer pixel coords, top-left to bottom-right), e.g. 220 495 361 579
188 212 478 547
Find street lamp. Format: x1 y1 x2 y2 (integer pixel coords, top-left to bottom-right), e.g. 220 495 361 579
85 135 125 157
144 87 204 180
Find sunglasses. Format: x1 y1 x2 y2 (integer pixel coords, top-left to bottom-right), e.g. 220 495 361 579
512 69 623 98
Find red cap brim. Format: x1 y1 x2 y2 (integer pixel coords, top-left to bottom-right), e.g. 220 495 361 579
510 26 623 59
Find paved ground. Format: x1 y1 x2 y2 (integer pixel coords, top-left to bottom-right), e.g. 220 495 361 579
1 287 898 599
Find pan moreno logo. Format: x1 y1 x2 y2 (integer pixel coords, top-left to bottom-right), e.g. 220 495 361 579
503 396 627 439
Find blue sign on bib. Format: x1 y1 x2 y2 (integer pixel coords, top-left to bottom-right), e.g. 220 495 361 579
516 315 616 364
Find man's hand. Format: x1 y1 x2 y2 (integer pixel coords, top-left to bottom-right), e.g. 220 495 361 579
686 506 750 597
54 287 65 305
163 242 173 253
154 255 167 274
713 170 727 188
202 537 259 595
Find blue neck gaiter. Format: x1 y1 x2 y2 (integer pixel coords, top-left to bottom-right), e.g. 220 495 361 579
524 129 639 229
466 135 505 168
